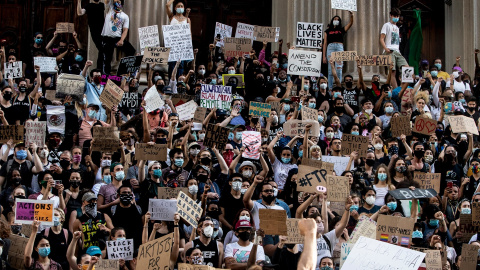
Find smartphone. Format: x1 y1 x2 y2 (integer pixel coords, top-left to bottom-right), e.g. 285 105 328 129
291 96 300 103
54 180 62 186
447 181 453 189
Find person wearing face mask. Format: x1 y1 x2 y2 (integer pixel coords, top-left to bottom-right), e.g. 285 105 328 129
166 0 191 26
330 60 361 114
28 170 65 209
183 217 224 267
372 165 395 206
238 161 256 182
310 77 331 109
421 204 448 242
405 142 430 173
79 103 116 148
227 124 245 151
185 247 204 265
0 86 20 126
357 188 381 217
379 101 396 129
451 66 471 95
327 96 353 130
64 171 83 226
161 148 189 187
40 208 72 270
224 219 265 268
98 162 124 213
82 65 108 122
268 132 298 190
266 110 283 144
464 96 480 123
219 173 247 232
12 78 37 125
439 145 464 195
25 219 63 270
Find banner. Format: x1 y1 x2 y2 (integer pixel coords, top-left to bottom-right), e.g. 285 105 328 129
175 100 198 121
287 49 321 77
253 26 280 43
148 199 177 221
214 22 233 47
135 143 168 161
242 131 261 160
3 61 22 79
297 165 328 193
391 116 412 137
401 66 414 83
331 0 357 11
259 209 288 235
224 37 252 57
341 134 369 157
137 233 173 270
46 105 66 135
200 84 232 110
0 125 24 143
144 85 165 113
283 120 319 137
25 121 46 146
56 73 85 101
116 55 143 75
296 22 323 49
235 22 255 40
15 199 55 225
413 172 441 193
249 101 271 118
388 188 437 200
162 24 194 61
448 116 479 136
326 175 350 202
331 51 358 62
157 187 189 200
138 25 160 55
177 191 202 227
321 156 353 176
358 55 391 66
56 22 74 33
107 239 134 260
283 218 304 244
34 57 57 73
100 79 125 109
203 124 230 151
142 47 170 64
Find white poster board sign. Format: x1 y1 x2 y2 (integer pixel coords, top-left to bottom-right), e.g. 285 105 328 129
148 199 177 221
138 25 160 55
235 22 255 40
331 0 357 11
162 24 194 61
321 156 353 176
214 22 233 47
176 100 198 121
144 85 164 113
106 239 134 260
4 61 22 79
34 57 57 73
296 22 323 49
402 66 414 83
287 49 321 77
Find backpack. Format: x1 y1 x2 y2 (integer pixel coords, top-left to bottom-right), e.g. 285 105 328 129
44 227 69 242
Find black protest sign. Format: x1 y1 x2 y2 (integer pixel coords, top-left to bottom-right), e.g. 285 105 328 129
120 92 140 110
388 188 437 200
117 56 143 76
203 124 230 151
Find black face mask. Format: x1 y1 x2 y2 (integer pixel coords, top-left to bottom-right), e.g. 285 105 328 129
59 159 70 169
119 194 133 205
468 106 476 112
263 195 275 204
237 231 251 241
445 153 456 162
207 209 220 219
372 81 380 88
156 84 164 91
285 244 296 249
3 93 11 101
414 150 425 159
388 145 399 156
12 177 22 186
19 86 27 93
156 138 167 144
129 86 138 92
335 106 344 113
365 159 375 167
201 157 211 165
459 141 468 151
345 81 353 88
196 174 208 183
70 181 80 188
11 225 21 234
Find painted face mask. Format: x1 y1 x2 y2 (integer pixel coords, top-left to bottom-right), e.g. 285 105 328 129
188 185 198 194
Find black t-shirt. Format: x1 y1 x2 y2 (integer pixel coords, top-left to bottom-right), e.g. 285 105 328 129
111 204 144 249
85 3 106 32
12 95 32 124
325 27 346 45
41 228 73 270
0 104 19 125
218 192 245 227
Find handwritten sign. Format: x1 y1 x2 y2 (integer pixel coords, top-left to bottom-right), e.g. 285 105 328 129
341 134 369 157
391 116 412 137
302 159 334 174
259 209 288 235
424 250 442 270
235 22 255 40
137 233 173 270
331 51 358 62
214 22 233 47
460 244 478 270
287 49 321 77
249 101 271 118
92 126 120 152
107 239 134 260
120 92 140 110
283 120 319 136
101 74 122 85
321 156 353 176
142 47 170 64
100 79 124 109
413 116 437 136
253 26 280 43
56 22 74 33
331 0 357 11
413 172 441 193
149 199 177 221
162 24 194 61
296 22 323 49
348 216 377 244
34 57 57 73
449 116 479 136
459 214 478 242
200 84 232 110
8 234 29 269
117 55 143 75
401 66 414 83
0 125 24 143
224 37 252 57
158 187 189 200
376 215 415 247
193 107 207 124
340 242 354 268
297 165 327 193
138 25 160 55
25 121 46 146
15 199 54 225
301 106 318 121
96 260 120 270
283 218 304 244
135 143 167 161
3 61 22 79
177 191 202 228
203 124 230 151
144 85 165 113
242 131 261 160
56 73 85 101
222 74 245 88
473 202 480 226
175 100 197 121
388 188 437 200
358 55 391 66
326 175 350 202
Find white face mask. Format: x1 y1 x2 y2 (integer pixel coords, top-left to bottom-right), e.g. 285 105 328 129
189 185 198 195
101 159 112 167
374 144 383 150
232 181 242 191
326 132 334 139
190 149 200 156
273 188 278 197
203 226 213 238
198 69 205 75
240 188 247 194
273 115 279 124
198 133 205 140
242 170 252 178
39 149 49 159
320 83 328 89
239 215 250 221
365 196 376 205
333 20 340 26
365 109 373 114
453 71 459 78
228 70 235 74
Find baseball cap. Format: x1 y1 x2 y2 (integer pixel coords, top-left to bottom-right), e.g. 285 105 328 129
453 66 463 72
82 192 97 202
163 86 173 94
110 162 122 172
212 219 220 230
14 142 25 149
233 124 246 131
86 246 102 256
87 103 100 110
235 219 252 230
420 59 429 65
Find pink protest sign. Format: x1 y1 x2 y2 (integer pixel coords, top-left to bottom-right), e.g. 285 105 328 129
242 131 261 160
15 199 55 226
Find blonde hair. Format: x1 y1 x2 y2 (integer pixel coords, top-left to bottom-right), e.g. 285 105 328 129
415 91 429 105
309 145 322 159
55 208 66 223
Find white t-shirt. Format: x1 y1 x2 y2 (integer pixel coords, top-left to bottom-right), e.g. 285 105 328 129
453 80 471 93
101 2 130 38
381 22 400 52
373 185 388 206
298 229 339 270
272 158 298 190
251 201 284 230
224 242 265 263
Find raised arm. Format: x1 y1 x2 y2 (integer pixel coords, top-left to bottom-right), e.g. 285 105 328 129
67 231 82 270
228 148 243 175
77 0 86 15
344 11 354 31
165 0 175 20
356 59 366 91
24 220 40 269
267 131 282 163
295 194 317 219
243 175 263 210
213 146 228 174
297 219 317 270
259 150 269 177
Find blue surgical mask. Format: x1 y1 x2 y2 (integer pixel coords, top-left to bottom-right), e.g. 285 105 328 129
228 132 234 140
431 71 438 77
349 205 359 212
304 84 309 90
459 99 466 104
387 91 392 98
115 171 125 181
392 17 399 23
35 38 43 45
38 247 50 257
333 92 341 99
308 102 316 109
235 132 243 141
318 115 324 123
284 104 290 111
53 216 61 226
385 107 394 113
434 63 442 70
298 150 303 158
210 79 217 85
281 157 290 164
282 63 288 69
174 159 184 167
16 150 27 160
75 55 83 62
429 219 439 227
88 110 97 119
116 237 126 241
320 267 333 270
351 131 359 136
276 63 279 68
378 173 387 181
461 208 472 214
412 230 423 239
153 169 162 178
103 175 112 184
176 7 184 14
387 202 397 211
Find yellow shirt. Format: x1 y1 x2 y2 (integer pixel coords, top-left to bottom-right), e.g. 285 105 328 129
437 71 450 80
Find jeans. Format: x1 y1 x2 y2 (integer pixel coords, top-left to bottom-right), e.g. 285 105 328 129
326 43 344 89
99 36 136 74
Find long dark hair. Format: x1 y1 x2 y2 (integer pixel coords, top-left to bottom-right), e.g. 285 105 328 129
327 16 342 29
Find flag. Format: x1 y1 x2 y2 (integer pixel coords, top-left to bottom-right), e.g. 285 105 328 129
408 9 423 75
46 105 65 135
380 234 389 242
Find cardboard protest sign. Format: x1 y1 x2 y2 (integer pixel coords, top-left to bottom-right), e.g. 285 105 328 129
242 131 261 160
301 159 335 174
3 61 22 79
449 115 479 135
25 121 46 146
340 242 354 268
45 90 61 101
203 124 230 151
56 73 85 101
92 126 120 152
282 218 304 244
95 260 120 270
297 165 328 193
200 84 232 110
376 215 415 247
149 199 177 221
321 156 353 176
222 74 245 88
283 120 319 137
341 134 369 157
46 105 66 134
301 106 318 121
137 233 173 270
253 26 280 43
269 101 282 113
343 236 425 270
100 80 125 109
331 0 357 11
424 250 442 270
224 37 252 57
34 57 57 73
330 51 358 62
162 24 194 61
326 175 350 202
358 55 392 66
235 22 255 40
157 187 189 200
135 143 167 161
459 214 478 242
401 66 414 83
178 264 219 270
259 209 288 235
175 100 197 121
8 234 29 269
56 22 74 33
117 55 143 75
107 239 134 260
214 22 233 47
0 125 24 143
193 107 207 124
138 25 160 55
176 191 202 227
413 116 437 135
348 216 377 244
391 116 412 137
249 101 271 118
287 49 321 77
413 172 441 193
15 199 55 225
142 47 170 64
388 188 437 200
21 224 33 237
473 202 480 226
296 22 323 49
144 85 165 113
460 244 478 270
